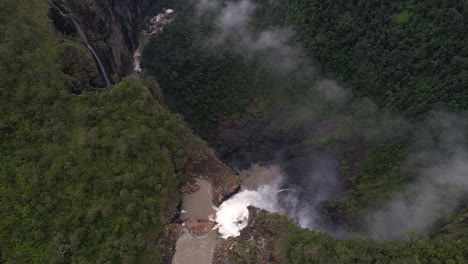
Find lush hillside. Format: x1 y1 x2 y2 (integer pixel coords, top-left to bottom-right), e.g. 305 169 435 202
143 0 468 258
1 0 467 263
255 0 467 116
216 208 468 264
142 3 467 229
0 1 213 262
144 0 467 133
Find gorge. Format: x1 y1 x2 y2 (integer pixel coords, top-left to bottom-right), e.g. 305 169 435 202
1 0 467 263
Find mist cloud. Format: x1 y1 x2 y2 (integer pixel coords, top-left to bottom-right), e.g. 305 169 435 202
195 0 310 74
193 0 351 104
366 112 468 238
194 0 220 14
192 0 468 239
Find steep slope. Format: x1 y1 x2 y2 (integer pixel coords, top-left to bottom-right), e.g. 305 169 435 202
0 1 238 262
143 0 468 232
49 0 151 78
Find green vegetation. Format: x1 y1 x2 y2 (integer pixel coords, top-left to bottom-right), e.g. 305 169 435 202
254 0 467 116
1 0 467 262
0 1 203 262
143 0 467 228
143 8 333 136
144 0 467 132
225 210 468 264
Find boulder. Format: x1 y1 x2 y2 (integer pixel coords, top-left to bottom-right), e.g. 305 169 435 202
184 219 216 237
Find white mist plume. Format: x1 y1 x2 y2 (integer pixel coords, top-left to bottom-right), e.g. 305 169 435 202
195 0 309 73
215 185 282 239
317 79 350 104
366 112 468 238
215 164 283 239
193 0 350 102
195 0 220 13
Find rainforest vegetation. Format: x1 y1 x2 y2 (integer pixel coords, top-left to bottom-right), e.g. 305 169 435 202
143 0 467 226
144 0 467 131
143 0 468 262
1 1 195 262
0 0 467 263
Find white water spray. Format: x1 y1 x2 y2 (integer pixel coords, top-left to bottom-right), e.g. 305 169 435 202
215 164 284 239
133 9 175 76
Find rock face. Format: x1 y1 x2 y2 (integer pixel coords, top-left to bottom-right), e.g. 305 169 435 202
181 182 201 194
213 207 279 264
155 224 184 264
184 220 216 237
216 107 354 170
51 0 152 77
174 127 240 206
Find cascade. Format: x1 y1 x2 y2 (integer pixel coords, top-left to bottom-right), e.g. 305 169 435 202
50 1 112 86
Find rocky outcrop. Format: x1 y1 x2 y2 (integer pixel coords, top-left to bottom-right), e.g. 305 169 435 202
174 128 240 206
155 224 184 264
181 181 201 194
50 0 152 78
184 219 216 237
213 207 280 264
57 43 107 92
216 107 353 169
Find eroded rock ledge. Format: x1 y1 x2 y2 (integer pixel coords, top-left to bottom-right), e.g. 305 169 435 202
174 129 240 206
184 219 216 237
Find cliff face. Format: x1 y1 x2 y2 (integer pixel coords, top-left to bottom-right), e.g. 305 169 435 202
56 0 152 77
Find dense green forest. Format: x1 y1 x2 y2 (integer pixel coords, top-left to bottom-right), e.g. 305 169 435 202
255 0 468 116
143 0 468 227
0 0 201 262
145 0 467 127
224 209 468 264
143 1 468 261
1 0 467 263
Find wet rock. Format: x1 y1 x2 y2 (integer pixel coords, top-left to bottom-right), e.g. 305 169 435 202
212 237 236 264
184 220 216 237
156 224 183 264
187 182 200 193
213 207 279 264
175 130 240 205
181 182 200 194
52 0 152 77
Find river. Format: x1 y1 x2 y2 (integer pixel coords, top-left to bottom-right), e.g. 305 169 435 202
172 164 284 263
172 179 218 264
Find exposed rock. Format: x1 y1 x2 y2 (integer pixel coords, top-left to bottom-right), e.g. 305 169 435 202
155 224 183 264
183 154 240 206
184 219 216 237
181 182 200 194
212 237 236 264
133 9 176 77
213 207 280 264
216 107 353 170
51 0 152 77
174 128 240 206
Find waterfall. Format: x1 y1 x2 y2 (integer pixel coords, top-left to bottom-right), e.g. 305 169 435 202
69 17 112 86
50 2 112 86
